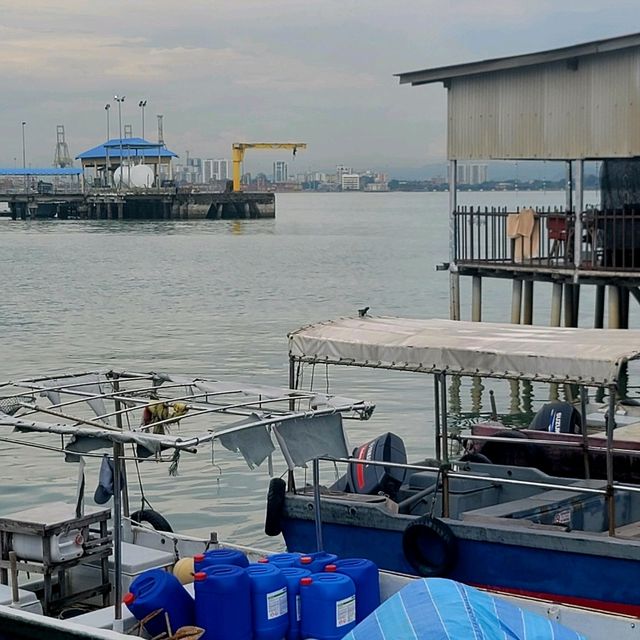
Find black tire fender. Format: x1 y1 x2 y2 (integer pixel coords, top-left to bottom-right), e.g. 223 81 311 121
265 478 286 537
402 515 457 577
130 509 173 533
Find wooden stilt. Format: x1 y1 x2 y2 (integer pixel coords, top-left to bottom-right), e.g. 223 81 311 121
595 285 605 329
511 279 523 324
563 283 575 327
450 272 460 321
523 280 534 325
608 285 620 329
471 276 482 322
551 282 563 327
620 286 630 329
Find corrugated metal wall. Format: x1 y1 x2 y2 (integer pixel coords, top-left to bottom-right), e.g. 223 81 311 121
448 49 640 160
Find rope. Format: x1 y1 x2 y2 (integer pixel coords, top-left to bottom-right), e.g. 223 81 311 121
429 467 443 519
309 363 315 391
126 410 154 512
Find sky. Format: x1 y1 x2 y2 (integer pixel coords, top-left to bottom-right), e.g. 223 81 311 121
0 0 639 175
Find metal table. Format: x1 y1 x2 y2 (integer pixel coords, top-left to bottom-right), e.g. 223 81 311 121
0 502 112 614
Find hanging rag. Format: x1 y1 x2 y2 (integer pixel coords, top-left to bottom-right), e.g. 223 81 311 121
94 455 124 504
507 208 539 262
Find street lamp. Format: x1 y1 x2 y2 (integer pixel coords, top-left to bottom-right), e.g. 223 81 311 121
114 96 125 189
138 100 147 139
105 104 111 187
21 121 27 193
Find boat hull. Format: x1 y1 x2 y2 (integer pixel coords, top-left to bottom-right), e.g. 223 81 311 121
281 494 640 617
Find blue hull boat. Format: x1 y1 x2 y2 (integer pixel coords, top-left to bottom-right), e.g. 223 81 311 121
273 316 640 618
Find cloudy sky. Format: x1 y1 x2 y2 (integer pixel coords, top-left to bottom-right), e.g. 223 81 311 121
0 1 638 174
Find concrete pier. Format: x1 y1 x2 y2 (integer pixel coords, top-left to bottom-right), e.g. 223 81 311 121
2 189 276 221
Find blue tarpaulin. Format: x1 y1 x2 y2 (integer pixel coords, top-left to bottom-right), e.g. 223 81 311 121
343 579 585 640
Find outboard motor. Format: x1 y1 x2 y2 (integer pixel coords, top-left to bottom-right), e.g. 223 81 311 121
529 401 582 434
346 432 407 499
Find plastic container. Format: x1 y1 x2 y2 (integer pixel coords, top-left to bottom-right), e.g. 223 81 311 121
334 558 380 622
300 573 356 640
246 563 289 640
194 566 252 640
124 569 194 638
296 551 338 574
280 567 310 640
267 552 303 568
193 548 249 572
12 531 84 563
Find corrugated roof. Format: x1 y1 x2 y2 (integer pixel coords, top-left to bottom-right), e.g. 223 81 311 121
76 138 178 160
397 32 640 86
0 168 82 176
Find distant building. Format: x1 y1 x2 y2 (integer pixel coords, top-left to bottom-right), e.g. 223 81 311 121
336 165 353 183
456 163 488 185
213 159 229 181
341 173 360 191
273 161 288 183
203 159 214 182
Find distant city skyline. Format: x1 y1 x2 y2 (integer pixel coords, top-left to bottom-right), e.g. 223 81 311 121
1 2 638 172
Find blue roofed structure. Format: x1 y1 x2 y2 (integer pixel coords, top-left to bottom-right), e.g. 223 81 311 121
76 138 178 187
76 138 178 161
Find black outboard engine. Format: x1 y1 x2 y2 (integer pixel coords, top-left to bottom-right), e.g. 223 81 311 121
529 401 582 434
347 432 407 499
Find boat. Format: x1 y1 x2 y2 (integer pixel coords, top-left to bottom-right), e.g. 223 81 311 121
0 367 636 638
468 405 640 483
275 316 640 619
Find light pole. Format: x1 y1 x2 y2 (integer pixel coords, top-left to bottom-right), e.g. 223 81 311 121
138 100 147 139
105 103 111 187
21 121 27 193
114 96 125 189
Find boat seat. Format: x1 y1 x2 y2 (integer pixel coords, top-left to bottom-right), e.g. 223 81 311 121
615 520 640 539
0 584 43 615
461 488 630 532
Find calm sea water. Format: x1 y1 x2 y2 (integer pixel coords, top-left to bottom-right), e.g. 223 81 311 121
0 190 612 548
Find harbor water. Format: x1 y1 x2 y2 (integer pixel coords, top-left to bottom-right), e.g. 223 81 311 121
0 190 616 549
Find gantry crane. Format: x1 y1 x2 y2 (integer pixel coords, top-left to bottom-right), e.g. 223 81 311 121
232 143 307 191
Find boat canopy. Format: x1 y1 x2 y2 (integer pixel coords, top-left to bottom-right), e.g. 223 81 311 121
288 316 640 386
0 370 373 469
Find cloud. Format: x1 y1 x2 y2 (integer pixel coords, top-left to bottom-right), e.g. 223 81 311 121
0 0 638 169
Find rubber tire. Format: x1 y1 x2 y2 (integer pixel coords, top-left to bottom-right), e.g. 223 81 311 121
130 509 173 533
402 515 457 578
264 478 286 537
459 452 492 464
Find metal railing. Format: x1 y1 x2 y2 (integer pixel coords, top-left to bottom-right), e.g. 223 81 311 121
454 205 640 273
454 206 575 268
582 208 640 271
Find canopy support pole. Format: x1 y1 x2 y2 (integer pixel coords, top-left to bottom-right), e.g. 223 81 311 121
449 159 460 321
112 377 130 518
579 385 590 480
434 376 441 461
288 357 297 492
312 458 324 551
607 385 616 536
439 373 450 518
113 441 123 622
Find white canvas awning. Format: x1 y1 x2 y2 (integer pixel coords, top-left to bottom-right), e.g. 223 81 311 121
288 317 640 385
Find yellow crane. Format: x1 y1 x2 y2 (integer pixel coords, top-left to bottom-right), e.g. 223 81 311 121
232 143 307 191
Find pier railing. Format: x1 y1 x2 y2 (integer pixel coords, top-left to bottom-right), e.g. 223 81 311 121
581 208 640 272
455 206 640 273
454 207 575 268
